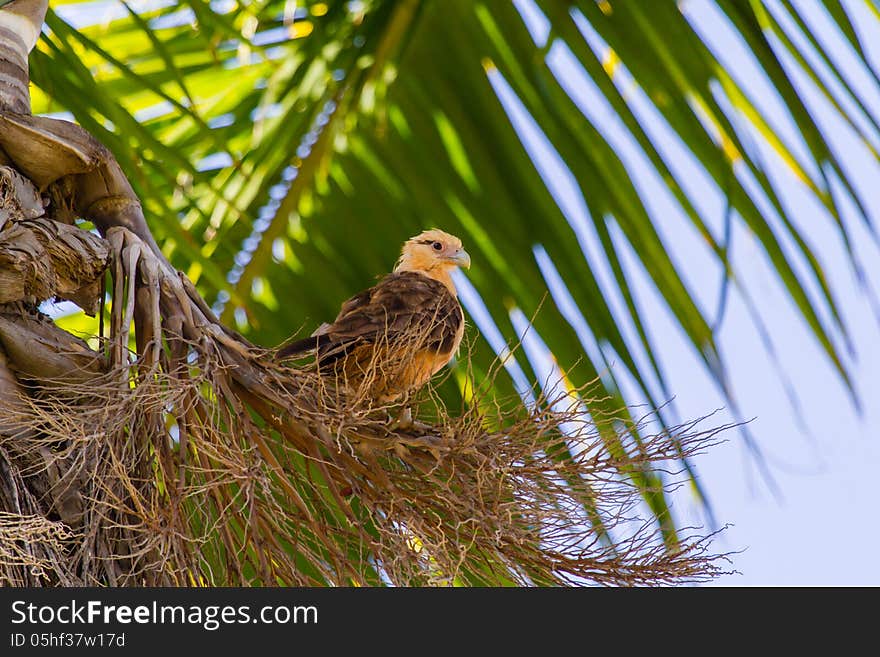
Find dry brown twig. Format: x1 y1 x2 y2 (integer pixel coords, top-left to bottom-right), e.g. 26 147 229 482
0 0 733 586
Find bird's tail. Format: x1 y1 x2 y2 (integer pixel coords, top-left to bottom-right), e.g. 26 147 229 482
276 333 332 359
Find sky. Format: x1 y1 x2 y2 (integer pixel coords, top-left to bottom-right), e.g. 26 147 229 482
499 0 880 585
48 0 880 585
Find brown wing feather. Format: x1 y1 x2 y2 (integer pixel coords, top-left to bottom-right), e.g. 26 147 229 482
277 271 464 398
320 271 461 357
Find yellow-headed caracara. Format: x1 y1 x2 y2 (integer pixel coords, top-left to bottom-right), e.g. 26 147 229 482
277 230 470 403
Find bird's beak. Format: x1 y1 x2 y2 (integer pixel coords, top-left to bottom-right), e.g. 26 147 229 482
449 248 471 269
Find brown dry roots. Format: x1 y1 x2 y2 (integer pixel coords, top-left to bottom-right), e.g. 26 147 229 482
0 224 733 586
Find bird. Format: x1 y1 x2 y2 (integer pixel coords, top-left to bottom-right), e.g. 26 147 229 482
277 229 470 408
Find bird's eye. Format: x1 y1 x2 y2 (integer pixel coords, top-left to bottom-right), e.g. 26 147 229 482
432 241 443 251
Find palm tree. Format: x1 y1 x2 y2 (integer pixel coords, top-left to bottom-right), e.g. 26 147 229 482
0 0 873 585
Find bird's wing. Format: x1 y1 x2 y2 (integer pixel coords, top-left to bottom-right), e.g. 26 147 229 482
277 271 462 362
325 271 462 354
276 288 376 358
331 287 373 324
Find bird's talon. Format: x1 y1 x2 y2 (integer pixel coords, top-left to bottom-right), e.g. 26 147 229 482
389 407 431 433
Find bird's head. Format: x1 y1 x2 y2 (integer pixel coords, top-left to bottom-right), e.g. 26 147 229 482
395 229 471 275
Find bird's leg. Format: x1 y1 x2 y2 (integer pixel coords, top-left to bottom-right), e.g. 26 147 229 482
389 405 432 433
387 405 447 458
394 406 413 429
